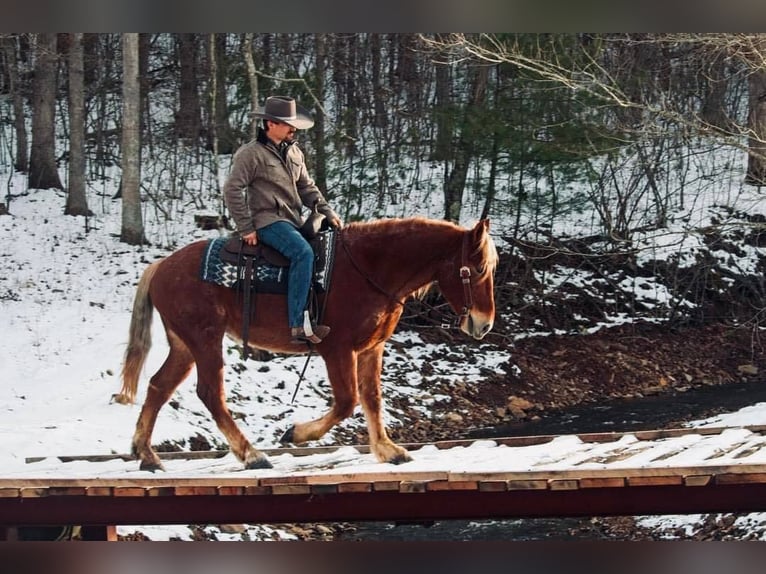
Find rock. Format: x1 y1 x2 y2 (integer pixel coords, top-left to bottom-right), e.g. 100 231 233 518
737 364 758 376
445 412 464 423
218 524 246 534
506 396 535 411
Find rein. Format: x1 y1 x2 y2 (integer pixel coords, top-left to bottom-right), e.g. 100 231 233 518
337 228 474 330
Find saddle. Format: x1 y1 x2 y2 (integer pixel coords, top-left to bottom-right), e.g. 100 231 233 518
220 237 290 268
221 226 334 359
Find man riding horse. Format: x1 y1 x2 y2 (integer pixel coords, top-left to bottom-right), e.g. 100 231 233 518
223 95 342 344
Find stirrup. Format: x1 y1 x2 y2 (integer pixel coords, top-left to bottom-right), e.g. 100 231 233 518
291 324 330 344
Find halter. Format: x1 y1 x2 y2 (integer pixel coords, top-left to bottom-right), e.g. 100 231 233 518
450 231 474 329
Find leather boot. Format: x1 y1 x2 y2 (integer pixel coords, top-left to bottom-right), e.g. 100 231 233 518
291 324 330 344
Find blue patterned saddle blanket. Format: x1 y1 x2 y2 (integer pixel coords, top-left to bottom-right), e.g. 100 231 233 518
199 231 336 295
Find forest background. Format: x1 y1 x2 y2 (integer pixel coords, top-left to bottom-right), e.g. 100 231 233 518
3 33 766 333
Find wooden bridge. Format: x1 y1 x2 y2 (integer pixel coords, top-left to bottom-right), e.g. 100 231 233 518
4 424 766 540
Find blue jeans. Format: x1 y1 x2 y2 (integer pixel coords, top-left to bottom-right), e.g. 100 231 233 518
257 221 314 329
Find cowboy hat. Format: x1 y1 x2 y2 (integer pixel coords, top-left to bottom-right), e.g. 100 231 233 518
251 96 314 130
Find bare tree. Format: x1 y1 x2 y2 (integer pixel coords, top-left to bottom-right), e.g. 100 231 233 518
242 33 259 140
2 34 28 173
444 64 489 223
313 33 328 193
65 33 91 216
176 33 201 143
744 35 766 186
120 33 144 245
207 34 237 154
28 33 63 190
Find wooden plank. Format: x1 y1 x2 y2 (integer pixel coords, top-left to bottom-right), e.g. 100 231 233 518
244 485 271 495
217 486 244 496
48 487 86 496
114 487 146 497
0 488 20 498
627 475 683 487
426 480 478 492
310 484 338 495
716 472 766 485
372 481 401 492
259 470 448 487
146 487 175 497
20 488 48 498
579 477 625 489
684 475 712 487
507 479 548 491
174 486 218 496
338 482 372 493
85 486 112 497
450 463 766 483
271 484 311 496
478 481 508 492
399 481 427 493
549 479 579 491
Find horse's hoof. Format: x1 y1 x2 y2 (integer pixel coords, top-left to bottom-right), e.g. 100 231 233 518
388 452 412 465
139 460 165 472
245 456 273 470
279 426 295 444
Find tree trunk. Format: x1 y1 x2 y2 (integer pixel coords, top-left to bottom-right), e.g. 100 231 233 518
120 33 145 245
65 33 91 216
242 33 259 140
28 33 63 190
176 33 201 143
2 35 28 173
443 65 489 223
313 33 328 194
433 53 452 162
746 62 766 186
208 33 237 155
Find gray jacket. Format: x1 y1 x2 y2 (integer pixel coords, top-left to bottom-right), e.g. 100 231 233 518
223 130 338 236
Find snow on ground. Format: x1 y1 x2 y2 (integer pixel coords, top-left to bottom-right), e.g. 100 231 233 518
2 158 766 539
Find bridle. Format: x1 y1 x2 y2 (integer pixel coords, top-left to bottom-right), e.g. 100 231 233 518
338 228 475 330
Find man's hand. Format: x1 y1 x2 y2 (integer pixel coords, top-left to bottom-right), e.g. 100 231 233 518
327 214 343 229
242 231 258 245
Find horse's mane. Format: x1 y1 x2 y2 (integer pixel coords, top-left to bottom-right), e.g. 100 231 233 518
343 216 460 237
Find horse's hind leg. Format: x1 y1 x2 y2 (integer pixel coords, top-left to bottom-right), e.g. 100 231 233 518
357 344 411 464
192 348 272 469
132 330 194 471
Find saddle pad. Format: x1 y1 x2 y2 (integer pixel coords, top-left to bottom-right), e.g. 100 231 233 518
200 237 286 293
199 232 337 294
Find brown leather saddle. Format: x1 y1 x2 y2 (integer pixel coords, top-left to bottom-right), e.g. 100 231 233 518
219 231 332 359
220 236 289 268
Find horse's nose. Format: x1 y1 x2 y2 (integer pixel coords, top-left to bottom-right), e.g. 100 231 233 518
469 318 492 339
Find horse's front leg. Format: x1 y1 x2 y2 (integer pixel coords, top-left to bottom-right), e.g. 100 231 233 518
357 344 411 464
281 349 358 445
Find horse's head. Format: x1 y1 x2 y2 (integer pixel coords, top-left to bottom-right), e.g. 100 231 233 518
437 219 498 340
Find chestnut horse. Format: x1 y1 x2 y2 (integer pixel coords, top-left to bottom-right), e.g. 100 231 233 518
117 217 497 471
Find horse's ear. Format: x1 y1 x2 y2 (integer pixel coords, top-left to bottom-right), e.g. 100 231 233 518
472 219 490 243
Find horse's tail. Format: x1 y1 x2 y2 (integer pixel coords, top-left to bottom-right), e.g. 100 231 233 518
115 260 162 405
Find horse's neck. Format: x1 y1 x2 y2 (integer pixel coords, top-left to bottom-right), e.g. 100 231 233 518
349 223 459 298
